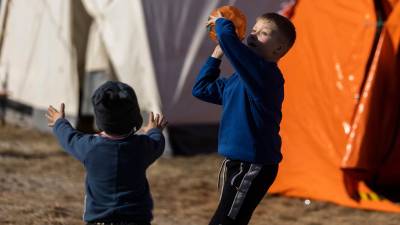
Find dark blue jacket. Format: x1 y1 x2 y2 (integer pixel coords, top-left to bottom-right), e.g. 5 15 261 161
53 118 164 222
192 18 284 164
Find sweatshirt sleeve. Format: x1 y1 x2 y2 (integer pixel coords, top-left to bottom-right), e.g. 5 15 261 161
215 18 276 100
144 128 165 166
53 118 93 162
192 56 226 105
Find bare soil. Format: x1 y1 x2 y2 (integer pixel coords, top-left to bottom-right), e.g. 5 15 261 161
1 124 400 225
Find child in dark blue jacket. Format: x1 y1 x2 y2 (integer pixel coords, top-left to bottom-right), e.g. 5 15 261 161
46 81 167 225
192 12 296 225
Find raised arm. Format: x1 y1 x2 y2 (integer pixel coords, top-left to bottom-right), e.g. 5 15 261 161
53 118 92 162
192 45 227 105
143 128 165 166
46 103 91 162
141 112 167 166
215 18 275 99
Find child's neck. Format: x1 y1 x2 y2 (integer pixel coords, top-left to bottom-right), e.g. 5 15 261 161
263 56 278 63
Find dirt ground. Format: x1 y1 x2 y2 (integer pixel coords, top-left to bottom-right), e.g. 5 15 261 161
1 124 400 225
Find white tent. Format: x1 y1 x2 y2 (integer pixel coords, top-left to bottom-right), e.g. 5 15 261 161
0 0 79 127
0 0 285 153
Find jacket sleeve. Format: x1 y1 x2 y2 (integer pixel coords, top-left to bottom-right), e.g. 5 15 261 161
53 118 93 162
215 18 276 100
192 56 226 105
144 128 165 166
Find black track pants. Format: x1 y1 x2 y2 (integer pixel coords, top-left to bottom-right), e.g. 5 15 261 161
209 159 278 225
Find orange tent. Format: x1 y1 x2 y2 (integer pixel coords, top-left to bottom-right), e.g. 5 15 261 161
271 0 400 212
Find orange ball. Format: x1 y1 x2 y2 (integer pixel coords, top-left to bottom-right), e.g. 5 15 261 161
208 6 247 42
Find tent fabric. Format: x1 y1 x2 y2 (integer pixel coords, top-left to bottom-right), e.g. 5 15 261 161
374 0 400 193
342 0 400 198
270 0 400 212
0 0 79 116
342 0 400 171
85 22 110 73
81 0 162 113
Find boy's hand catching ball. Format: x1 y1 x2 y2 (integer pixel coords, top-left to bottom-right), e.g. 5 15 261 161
46 103 65 127
207 10 224 27
142 112 168 133
207 6 247 42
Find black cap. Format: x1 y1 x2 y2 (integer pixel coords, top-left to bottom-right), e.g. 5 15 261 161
92 81 143 135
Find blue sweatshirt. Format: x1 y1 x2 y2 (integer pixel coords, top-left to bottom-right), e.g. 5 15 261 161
53 118 165 223
192 18 284 164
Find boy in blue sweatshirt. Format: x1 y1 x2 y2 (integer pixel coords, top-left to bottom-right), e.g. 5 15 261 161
46 81 167 225
192 12 296 225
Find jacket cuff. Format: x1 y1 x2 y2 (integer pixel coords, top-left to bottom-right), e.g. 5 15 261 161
146 128 163 135
215 18 233 35
53 118 67 131
206 56 222 67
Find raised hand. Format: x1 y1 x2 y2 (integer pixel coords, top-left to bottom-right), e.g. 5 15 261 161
46 103 65 127
207 10 224 27
142 112 168 133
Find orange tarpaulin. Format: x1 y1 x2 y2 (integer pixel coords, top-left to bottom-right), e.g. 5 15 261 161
271 0 400 212
343 0 400 201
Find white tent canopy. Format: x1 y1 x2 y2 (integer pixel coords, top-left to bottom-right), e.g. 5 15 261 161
0 0 78 117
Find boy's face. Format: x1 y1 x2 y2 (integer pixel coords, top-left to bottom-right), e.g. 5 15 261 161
246 19 287 62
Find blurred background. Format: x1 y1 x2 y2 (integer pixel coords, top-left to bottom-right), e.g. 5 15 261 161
0 0 399 224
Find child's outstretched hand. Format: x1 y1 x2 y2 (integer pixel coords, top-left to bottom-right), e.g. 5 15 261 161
142 112 168 133
46 103 65 127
